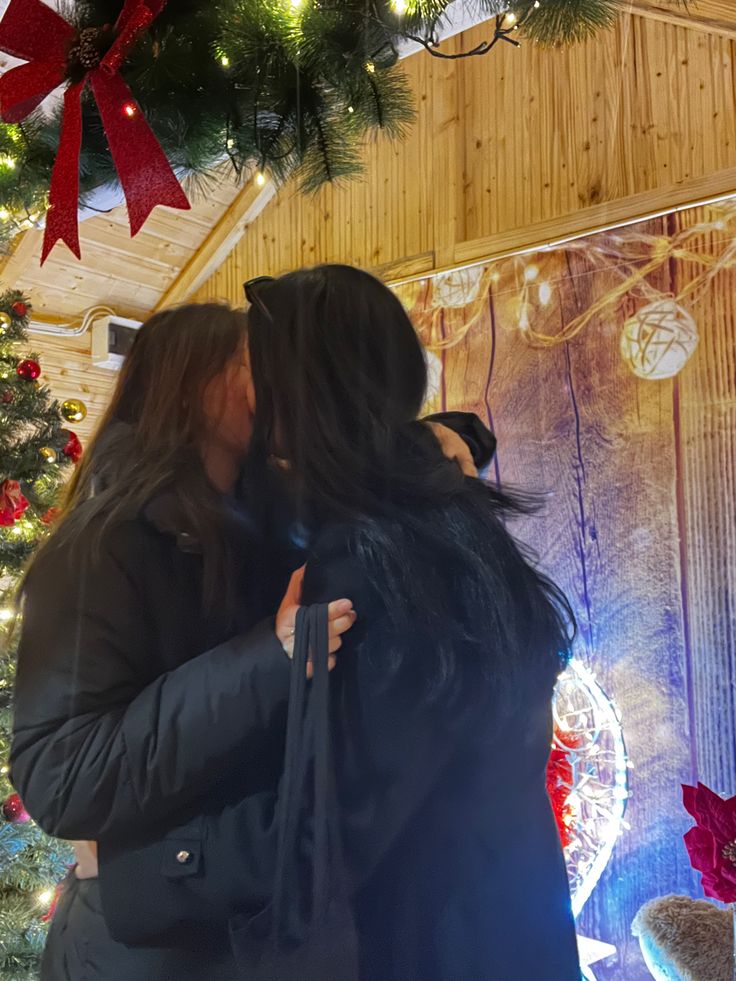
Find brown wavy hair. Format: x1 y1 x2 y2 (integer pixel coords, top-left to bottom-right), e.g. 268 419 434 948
38 302 249 607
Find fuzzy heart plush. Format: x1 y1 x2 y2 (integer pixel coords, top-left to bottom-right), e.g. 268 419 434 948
632 895 734 981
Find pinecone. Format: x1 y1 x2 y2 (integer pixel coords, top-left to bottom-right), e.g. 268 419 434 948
68 27 103 72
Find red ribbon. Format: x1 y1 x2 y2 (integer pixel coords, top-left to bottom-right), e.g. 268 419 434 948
0 0 190 263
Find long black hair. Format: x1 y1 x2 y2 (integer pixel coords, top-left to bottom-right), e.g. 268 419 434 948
248 265 574 704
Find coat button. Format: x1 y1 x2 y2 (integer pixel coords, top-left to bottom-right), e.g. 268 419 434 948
176 849 193 865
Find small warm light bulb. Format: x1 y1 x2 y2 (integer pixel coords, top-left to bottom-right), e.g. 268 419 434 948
0 765 8 776
38 889 54 907
392 0 407 13
524 264 539 282
0 608 14 622
503 11 517 27
220 54 230 67
534 1 540 7
365 60 376 74
347 105 354 114
123 103 137 118
0 155 16 169
0 209 9 221
255 172 266 187
291 0 304 8
226 138 235 149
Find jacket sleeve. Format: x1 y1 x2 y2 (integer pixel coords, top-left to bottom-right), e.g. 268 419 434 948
10 522 291 842
97 535 461 944
422 411 497 469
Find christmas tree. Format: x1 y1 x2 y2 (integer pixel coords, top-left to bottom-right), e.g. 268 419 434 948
0 290 83 980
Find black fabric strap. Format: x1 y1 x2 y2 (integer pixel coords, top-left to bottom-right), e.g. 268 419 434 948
271 603 332 941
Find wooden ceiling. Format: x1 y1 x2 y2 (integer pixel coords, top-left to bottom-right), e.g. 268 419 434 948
0 0 734 327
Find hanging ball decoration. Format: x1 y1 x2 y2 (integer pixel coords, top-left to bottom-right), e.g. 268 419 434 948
2 792 30 824
39 446 58 464
620 299 699 380
61 399 87 423
62 430 83 464
432 266 485 309
0 312 11 332
16 358 41 381
11 301 27 318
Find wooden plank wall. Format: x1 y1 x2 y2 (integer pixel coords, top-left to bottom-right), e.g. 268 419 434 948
193 12 736 306
396 202 735 980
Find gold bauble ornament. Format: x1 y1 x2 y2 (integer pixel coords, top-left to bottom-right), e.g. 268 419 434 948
0 312 10 332
39 447 58 464
61 398 87 423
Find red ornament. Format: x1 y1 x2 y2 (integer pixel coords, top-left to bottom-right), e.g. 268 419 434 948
1 390 12 404
546 725 585 850
62 430 83 464
11 300 27 318
0 479 29 526
16 358 41 381
2 792 30 823
683 782 736 903
0 0 190 264
41 506 61 525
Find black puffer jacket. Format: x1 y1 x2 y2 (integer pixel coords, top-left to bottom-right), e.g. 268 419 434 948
11 498 292 843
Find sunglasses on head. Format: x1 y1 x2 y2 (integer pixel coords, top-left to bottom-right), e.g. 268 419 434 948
243 276 275 321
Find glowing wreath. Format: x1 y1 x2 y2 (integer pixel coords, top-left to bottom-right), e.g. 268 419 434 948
548 658 629 918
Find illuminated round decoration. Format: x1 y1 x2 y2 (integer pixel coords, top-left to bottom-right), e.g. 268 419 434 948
552 658 629 919
0 312 11 332
620 299 698 380
432 265 485 309
61 398 87 423
424 350 443 404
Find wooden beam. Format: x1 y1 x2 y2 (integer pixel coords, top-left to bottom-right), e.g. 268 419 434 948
388 166 736 283
154 177 276 311
0 227 43 287
629 1 736 41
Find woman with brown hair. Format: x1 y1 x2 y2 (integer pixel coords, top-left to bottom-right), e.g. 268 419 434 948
10 300 492 980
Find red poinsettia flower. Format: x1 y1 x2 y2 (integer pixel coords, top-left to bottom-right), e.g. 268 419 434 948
682 782 736 903
0 479 29 526
62 430 83 464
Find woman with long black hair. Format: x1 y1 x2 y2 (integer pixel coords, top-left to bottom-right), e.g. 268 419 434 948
10 299 489 981
96 266 580 980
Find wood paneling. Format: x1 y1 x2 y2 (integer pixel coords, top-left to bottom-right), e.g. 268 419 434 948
193 12 736 305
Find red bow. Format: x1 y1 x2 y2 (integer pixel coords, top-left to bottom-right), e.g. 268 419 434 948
0 0 190 263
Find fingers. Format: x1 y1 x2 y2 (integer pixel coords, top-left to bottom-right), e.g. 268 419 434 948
428 422 477 478
277 603 356 658
282 565 305 609
327 598 354 620
456 448 478 478
306 655 337 680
